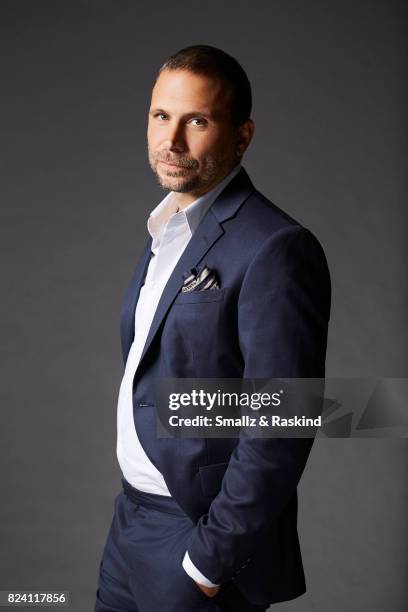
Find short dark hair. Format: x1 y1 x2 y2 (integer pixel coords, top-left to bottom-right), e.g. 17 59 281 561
157 44 252 126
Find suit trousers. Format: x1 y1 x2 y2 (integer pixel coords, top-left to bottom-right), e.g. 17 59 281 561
94 479 269 612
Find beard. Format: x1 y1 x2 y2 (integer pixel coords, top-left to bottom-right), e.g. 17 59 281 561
148 148 229 194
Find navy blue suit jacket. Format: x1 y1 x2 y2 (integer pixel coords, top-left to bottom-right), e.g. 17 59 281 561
119 167 331 606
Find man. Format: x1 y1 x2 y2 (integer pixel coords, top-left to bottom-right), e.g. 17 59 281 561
94 45 331 612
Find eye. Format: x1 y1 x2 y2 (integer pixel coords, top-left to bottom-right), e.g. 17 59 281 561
154 112 168 121
189 117 207 127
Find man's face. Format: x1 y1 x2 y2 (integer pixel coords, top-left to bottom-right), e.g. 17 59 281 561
147 69 242 197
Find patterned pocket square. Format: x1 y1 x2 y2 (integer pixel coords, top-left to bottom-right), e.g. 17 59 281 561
181 264 220 293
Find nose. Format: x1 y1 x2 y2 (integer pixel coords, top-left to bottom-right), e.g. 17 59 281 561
163 120 186 153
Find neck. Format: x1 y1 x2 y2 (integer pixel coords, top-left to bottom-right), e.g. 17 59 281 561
171 191 201 210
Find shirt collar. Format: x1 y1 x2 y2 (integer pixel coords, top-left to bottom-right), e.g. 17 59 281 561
147 164 241 250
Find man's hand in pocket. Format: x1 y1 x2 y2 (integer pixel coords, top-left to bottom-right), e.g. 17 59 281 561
194 582 220 598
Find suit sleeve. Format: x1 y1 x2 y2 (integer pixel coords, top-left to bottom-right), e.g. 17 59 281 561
186 225 331 584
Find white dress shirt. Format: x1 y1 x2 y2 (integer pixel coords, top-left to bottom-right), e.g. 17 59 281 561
116 164 241 587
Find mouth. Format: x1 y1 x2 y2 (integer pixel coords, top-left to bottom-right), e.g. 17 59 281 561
158 160 191 169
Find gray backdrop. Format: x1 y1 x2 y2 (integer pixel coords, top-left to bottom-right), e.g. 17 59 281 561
1 1 407 611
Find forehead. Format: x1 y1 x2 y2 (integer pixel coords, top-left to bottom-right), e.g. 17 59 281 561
150 69 231 116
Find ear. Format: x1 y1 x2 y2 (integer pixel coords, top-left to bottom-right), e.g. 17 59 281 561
236 119 255 158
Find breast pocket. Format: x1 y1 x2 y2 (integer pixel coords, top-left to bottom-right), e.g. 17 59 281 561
173 288 226 304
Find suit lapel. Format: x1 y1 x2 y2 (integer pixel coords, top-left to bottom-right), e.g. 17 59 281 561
120 239 153 364
137 210 223 368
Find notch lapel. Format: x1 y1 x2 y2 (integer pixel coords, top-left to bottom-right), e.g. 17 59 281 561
120 240 153 364
136 210 223 371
